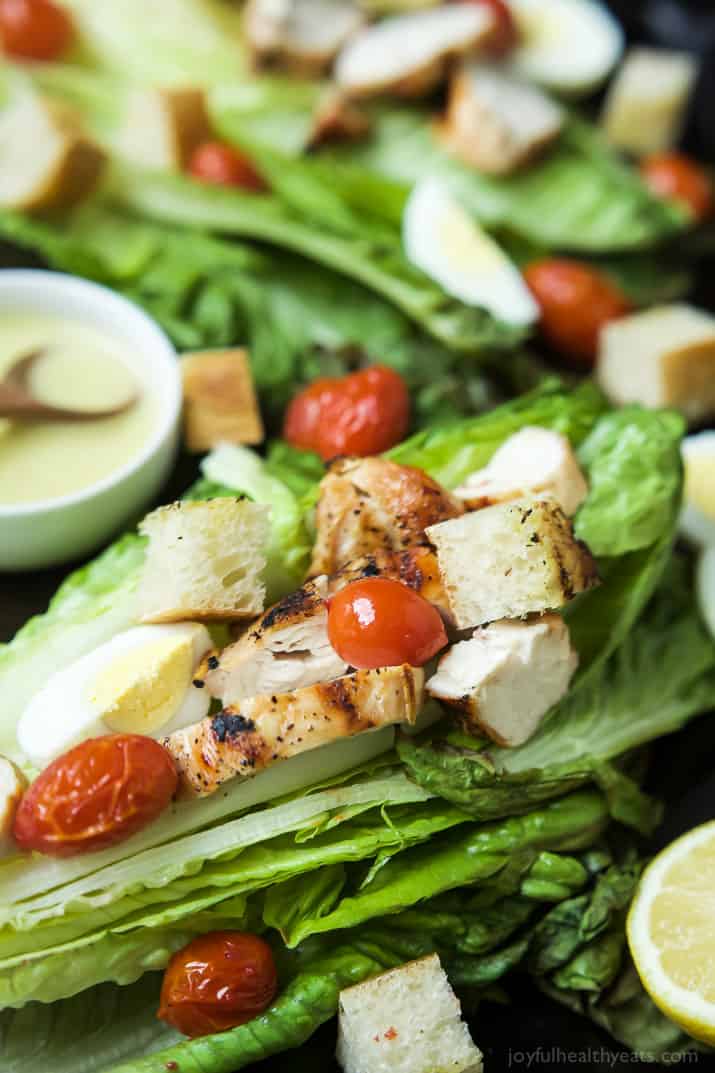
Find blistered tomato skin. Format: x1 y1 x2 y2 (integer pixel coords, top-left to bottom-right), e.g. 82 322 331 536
188 141 267 192
524 258 631 368
640 152 714 223
327 577 448 670
0 0 73 60
13 735 178 857
158 932 278 1038
283 365 410 461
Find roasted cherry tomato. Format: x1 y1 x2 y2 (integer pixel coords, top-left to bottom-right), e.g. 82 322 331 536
13 735 178 857
0 0 73 60
283 365 410 461
158 931 278 1038
524 258 631 368
188 141 266 192
327 577 447 670
458 0 518 55
640 152 714 223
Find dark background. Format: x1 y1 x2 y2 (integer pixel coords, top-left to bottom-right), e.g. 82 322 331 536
2 3 715 1070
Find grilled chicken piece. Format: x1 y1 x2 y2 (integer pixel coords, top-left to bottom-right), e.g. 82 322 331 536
307 90 371 149
310 457 464 577
454 427 588 516
427 615 578 747
245 0 363 76
204 575 347 705
165 664 424 796
330 546 452 621
334 5 496 99
440 63 563 176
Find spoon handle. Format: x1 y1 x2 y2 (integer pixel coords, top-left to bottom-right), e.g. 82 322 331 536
0 348 137 423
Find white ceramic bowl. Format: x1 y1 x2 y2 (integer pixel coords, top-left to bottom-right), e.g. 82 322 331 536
0 271 181 571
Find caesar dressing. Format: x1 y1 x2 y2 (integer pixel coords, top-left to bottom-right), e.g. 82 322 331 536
0 314 157 505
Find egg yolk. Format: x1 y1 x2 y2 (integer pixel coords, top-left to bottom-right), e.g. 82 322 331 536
684 453 715 523
88 636 195 734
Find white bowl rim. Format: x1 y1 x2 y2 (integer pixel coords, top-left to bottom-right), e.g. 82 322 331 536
0 270 181 518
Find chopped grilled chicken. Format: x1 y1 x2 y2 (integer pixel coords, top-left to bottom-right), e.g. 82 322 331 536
205 575 347 705
427 497 599 628
307 90 371 149
330 545 452 621
440 62 563 175
335 5 496 99
310 457 464 577
454 427 588 516
0 756 27 856
165 664 424 796
428 615 578 746
245 0 364 76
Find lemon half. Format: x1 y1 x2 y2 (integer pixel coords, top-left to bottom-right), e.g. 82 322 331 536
628 820 715 1044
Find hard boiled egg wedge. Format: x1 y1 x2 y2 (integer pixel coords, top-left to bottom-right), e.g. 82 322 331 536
17 623 212 768
402 177 538 326
697 546 715 643
507 0 623 98
680 432 715 548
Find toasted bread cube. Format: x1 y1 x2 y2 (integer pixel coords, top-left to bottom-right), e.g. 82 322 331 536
598 304 715 423
114 87 210 171
427 497 598 628
601 48 697 156
181 349 264 453
337 953 482 1073
0 757 27 857
0 88 105 213
428 614 577 746
454 426 588 516
139 499 268 623
441 62 563 175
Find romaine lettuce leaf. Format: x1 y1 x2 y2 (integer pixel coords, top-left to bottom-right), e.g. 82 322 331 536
262 789 608 947
398 563 715 821
110 165 525 354
575 408 684 556
63 0 247 86
317 110 687 253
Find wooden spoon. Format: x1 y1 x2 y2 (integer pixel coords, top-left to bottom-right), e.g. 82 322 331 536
0 349 137 423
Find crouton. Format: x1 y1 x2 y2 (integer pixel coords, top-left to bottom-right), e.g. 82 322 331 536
307 90 372 149
337 953 483 1073
428 614 577 746
454 426 588 515
181 349 264 453
138 499 268 624
597 304 715 422
601 47 697 157
427 497 599 628
441 62 563 175
0 757 27 857
0 87 105 213
114 87 210 171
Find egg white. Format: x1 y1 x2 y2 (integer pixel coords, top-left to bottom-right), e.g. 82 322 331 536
680 432 715 548
697 546 715 643
507 0 623 97
17 623 212 768
403 177 538 326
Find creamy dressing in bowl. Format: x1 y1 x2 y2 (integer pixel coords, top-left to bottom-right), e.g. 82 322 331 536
0 314 157 505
